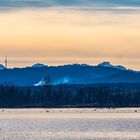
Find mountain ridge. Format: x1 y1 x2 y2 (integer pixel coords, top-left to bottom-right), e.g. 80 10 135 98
0 61 140 86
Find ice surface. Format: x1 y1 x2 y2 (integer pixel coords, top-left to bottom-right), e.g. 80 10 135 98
0 108 140 140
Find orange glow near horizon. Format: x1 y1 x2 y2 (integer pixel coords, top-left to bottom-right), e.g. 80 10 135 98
0 8 140 70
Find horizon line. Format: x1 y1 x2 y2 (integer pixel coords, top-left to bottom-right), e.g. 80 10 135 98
0 61 139 72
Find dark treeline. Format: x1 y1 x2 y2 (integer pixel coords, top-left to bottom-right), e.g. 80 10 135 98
0 83 140 108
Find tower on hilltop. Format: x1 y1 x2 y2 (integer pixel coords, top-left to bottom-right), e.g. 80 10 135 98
5 56 7 69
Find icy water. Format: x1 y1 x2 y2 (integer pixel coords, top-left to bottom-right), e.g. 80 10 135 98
0 108 140 140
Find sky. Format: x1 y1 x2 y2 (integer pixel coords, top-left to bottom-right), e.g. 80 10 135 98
0 0 140 70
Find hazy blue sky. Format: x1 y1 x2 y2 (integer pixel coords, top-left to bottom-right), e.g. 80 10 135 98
0 0 140 7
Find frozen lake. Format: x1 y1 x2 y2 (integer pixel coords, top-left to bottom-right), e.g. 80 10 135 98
0 108 140 140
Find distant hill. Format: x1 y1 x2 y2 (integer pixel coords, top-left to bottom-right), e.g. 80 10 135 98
0 62 140 86
0 64 5 70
